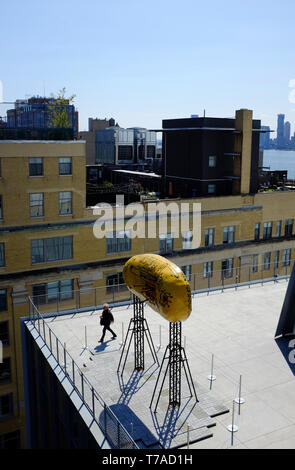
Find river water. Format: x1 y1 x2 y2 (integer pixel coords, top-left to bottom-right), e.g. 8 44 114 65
263 149 295 179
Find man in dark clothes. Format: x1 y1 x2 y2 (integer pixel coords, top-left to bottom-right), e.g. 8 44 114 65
99 303 117 342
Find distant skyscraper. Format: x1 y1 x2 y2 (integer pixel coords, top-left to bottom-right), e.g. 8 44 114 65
259 126 270 149
277 114 285 148
284 121 291 146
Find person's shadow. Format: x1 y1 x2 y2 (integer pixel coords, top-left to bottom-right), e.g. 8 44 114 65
93 338 116 354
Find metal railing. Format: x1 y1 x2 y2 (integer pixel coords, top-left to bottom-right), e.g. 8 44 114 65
28 297 138 450
29 258 295 316
26 258 294 448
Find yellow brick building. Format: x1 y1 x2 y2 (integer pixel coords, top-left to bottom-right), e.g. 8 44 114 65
0 135 295 448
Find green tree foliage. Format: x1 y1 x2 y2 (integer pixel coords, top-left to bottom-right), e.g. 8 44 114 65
47 87 76 128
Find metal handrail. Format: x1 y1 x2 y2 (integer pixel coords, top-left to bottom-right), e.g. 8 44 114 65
28 297 138 450
29 258 295 310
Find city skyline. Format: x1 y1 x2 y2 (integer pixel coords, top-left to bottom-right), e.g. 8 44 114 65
1 0 295 132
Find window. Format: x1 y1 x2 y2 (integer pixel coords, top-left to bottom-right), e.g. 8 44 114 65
208 155 216 168
118 146 133 161
285 219 294 237
182 265 191 281
0 289 7 311
263 252 271 270
0 195 3 219
29 157 43 176
0 321 9 346
106 231 131 254
31 236 73 264
106 272 126 293
222 259 234 278
0 358 11 385
147 146 156 158
254 223 260 241
204 261 213 278
208 184 216 194
29 193 44 217
32 280 74 305
282 249 291 267
205 228 214 247
0 244 5 267
223 226 235 244
0 430 21 449
0 393 13 419
59 157 72 175
252 254 258 273
182 231 192 249
274 251 280 269
276 221 282 237
138 145 145 160
59 191 72 215
263 222 273 240
159 233 173 254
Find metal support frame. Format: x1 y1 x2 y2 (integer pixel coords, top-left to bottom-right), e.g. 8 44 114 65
117 295 159 376
150 321 198 413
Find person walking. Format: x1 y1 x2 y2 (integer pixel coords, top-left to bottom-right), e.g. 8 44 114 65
99 303 117 342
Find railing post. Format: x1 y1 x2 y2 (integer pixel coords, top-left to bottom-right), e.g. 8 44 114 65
56 337 59 364
64 343 67 375
81 372 84 400
72 359 75 385
104 403 107 434
49 328 52 351
92 387 95 416
117 420 120 448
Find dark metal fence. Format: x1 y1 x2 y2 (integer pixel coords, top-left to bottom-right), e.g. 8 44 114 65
28 297 138 450
29 259 294 316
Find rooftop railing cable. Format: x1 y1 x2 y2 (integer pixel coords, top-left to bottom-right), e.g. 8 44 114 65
27 297 138 450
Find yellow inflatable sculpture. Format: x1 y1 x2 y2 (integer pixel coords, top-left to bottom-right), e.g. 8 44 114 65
123 254 192 322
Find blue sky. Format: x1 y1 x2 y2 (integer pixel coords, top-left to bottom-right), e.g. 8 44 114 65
1 0 295 133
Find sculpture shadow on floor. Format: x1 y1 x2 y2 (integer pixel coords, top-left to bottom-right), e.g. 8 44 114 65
99 403 161 449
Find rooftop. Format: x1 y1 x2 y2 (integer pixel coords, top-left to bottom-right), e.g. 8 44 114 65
33 279 295 449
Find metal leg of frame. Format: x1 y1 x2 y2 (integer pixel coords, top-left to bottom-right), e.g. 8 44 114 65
117 318 134 376
150 321 198 413
144 319 159 366
117 295 159 375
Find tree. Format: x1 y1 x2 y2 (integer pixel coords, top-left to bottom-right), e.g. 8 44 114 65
47 87 76 128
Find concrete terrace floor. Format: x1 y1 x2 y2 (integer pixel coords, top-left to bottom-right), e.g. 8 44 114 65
43 279 295 449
